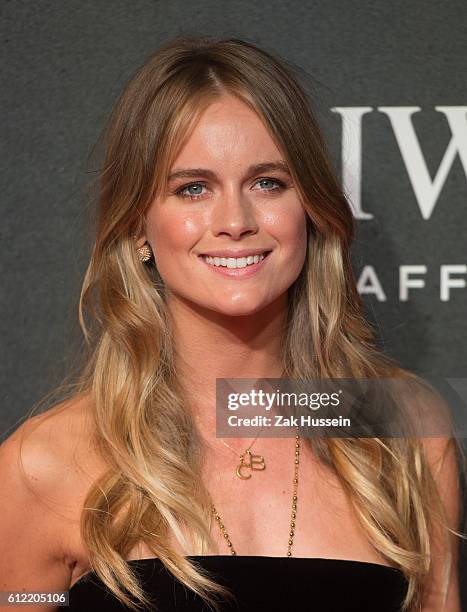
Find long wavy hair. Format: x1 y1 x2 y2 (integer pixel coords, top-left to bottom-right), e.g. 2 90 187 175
32 36 465 611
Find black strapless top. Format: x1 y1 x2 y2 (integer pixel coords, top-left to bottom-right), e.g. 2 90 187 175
65 555 409 611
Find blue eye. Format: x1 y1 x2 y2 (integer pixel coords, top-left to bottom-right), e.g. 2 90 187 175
256 178 285 191
175 183 207 200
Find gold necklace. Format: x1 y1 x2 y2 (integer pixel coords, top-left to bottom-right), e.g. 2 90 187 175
211 431 300 556
219 431 266 479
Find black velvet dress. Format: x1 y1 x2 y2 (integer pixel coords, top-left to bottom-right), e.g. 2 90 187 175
66 555 409 611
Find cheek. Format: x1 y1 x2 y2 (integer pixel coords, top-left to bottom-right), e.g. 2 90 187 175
147 209 205 263
263 204 308 258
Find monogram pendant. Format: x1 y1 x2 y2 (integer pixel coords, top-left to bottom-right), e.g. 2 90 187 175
235 449 266 479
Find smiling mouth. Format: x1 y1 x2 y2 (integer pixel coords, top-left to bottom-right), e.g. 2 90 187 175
200 251 271 269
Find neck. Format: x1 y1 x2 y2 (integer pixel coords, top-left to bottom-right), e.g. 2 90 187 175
167 292 288 435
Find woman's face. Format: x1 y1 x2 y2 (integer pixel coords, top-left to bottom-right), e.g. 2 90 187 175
140 93 308 316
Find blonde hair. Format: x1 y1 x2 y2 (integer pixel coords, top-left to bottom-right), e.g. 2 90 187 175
30 36 466 610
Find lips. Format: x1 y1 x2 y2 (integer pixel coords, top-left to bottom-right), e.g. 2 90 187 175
199 248 272 258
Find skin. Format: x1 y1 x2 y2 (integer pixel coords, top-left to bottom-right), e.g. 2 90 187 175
138 93 308 445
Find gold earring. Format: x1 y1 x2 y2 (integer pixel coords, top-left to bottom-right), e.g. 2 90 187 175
137 243 152 263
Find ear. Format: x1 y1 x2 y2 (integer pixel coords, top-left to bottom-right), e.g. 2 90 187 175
134 234 149 249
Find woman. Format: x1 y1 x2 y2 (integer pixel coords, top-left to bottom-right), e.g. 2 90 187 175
0 36 464 612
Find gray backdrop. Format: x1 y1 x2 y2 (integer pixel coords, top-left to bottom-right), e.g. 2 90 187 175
1 0 466 606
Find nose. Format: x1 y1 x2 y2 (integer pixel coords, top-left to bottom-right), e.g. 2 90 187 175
210 186 259 240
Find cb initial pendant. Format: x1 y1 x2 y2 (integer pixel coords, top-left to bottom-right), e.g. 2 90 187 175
236 449 266 479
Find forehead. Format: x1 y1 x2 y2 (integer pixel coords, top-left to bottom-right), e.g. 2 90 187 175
170 94 283 169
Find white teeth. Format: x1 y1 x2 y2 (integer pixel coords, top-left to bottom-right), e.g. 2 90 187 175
203 253 267 268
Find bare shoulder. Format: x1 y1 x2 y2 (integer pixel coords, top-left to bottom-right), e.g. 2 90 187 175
407 377 464 479
391 373 457 439
1 392 106 505
0 392 108 597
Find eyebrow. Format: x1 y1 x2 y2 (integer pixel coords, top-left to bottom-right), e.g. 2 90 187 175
167 161 292 182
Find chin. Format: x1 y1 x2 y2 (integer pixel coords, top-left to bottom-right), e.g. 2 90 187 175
170 288 284 318
206 295 274 318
